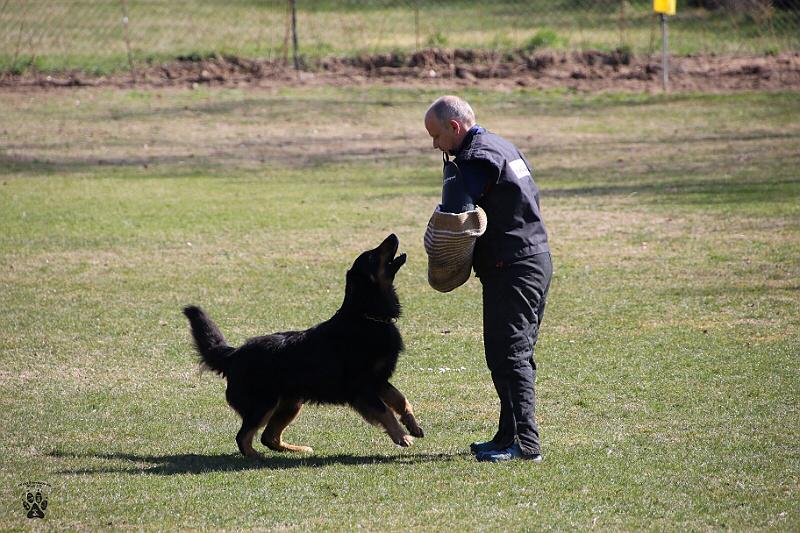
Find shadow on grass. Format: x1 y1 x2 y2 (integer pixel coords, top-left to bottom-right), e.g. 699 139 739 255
545 176 800 204
0 129 429 177
50 449 463 475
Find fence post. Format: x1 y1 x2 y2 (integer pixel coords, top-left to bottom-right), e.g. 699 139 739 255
291 0 299 70
660 13 668 91
282 0 291 66
414 0 420 52
120 0 136 81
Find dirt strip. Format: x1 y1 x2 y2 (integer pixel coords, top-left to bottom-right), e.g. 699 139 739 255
2 49 799 92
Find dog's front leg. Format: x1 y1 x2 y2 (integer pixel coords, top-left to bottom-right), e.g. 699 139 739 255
380 382 424 438
352 395 413 447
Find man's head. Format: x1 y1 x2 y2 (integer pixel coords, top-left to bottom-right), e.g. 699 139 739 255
424 95 476 155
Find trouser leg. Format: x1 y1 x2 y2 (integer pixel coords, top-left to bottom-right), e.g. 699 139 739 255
507 358 539 454
489 369 516 448
481 252 551 456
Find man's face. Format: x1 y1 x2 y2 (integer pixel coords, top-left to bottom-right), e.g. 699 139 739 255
425 112 461 154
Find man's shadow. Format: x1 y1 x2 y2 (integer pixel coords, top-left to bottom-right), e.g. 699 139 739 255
50 449 462 475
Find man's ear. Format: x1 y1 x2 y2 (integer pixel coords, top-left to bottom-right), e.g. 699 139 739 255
448 119 461 134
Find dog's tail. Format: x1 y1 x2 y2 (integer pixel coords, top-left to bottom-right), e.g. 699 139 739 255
183 305 235 377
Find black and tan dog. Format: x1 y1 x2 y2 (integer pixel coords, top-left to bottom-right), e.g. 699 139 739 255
183 234 423 458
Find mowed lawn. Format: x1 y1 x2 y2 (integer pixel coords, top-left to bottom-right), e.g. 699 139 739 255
0 86 798 530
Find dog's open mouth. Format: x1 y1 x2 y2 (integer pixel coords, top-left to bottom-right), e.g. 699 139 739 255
390 251 407 272
383 234 407 274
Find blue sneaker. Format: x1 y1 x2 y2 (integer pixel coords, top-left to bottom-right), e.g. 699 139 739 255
476 441 542 463
469 440 502 454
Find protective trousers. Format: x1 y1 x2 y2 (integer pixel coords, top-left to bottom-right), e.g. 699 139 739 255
480 252 552 455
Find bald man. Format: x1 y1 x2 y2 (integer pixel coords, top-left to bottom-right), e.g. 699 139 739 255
424 95 552 462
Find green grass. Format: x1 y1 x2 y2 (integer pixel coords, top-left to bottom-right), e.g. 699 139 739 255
1 86 799 530
1 1 798 74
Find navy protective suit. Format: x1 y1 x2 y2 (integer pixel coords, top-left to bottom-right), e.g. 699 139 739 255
444 125 552 455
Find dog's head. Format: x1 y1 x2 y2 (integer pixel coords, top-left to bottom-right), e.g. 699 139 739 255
344 233 407 320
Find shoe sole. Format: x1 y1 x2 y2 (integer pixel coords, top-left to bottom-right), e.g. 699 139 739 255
475 453 543 463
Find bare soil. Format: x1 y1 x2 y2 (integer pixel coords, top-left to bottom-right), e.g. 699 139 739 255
2 49 799 92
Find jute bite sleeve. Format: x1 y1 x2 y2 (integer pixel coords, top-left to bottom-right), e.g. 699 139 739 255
424 206 488 293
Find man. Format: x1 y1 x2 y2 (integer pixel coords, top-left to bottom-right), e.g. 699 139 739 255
424 95 552 462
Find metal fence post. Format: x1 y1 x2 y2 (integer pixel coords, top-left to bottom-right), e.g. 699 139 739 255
120 0 136 81
661 13 669 91
619 0 628 50
414 0 420 52
291 0 299 70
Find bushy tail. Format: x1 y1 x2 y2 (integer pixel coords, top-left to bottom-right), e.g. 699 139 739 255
183 305 235 377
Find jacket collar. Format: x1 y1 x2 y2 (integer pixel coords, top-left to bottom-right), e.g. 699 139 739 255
451 124 485 157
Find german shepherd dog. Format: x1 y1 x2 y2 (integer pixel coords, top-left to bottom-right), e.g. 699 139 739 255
183 234 424 458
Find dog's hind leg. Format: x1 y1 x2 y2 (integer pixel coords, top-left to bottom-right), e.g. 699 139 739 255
236 403 278 459
380 382 424 438
352 395 413 447
260 398 313 453
236 417 265 459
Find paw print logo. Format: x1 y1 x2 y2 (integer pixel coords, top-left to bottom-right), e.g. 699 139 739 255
23 490 48 519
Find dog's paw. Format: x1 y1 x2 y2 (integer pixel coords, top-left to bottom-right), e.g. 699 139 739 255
401 415 425 438
264 438 314 454
409 425 425 438
395 435 414 447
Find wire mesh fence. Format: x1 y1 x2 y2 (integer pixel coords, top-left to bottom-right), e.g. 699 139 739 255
1 1 798 74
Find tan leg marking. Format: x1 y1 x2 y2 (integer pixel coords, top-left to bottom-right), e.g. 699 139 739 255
238 407 276 459
354 398 414 447
380 382 424 438
261 398 313 453
240 427 265 459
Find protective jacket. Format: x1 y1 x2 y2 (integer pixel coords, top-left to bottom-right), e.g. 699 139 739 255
453 129 549 276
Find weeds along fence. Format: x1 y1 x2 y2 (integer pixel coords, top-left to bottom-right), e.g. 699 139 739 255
1 0 798 74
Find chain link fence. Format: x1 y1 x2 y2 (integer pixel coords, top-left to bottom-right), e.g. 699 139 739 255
2 1 798 74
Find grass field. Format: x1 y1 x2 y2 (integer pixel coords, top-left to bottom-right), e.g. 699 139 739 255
2 0 799 74
1 86 799 530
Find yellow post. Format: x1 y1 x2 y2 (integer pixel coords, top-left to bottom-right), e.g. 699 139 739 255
653 1 676 91
654 0 676 16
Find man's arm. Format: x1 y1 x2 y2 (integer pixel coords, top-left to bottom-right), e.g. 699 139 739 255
459 159 498 201
441 165 475 213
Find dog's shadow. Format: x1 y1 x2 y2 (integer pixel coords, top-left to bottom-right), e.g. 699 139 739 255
50 449 463 476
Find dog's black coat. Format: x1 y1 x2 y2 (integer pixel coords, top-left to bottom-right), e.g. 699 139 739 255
184 234 423 457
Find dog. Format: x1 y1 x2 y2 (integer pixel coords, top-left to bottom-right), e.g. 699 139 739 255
183 234 424 458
